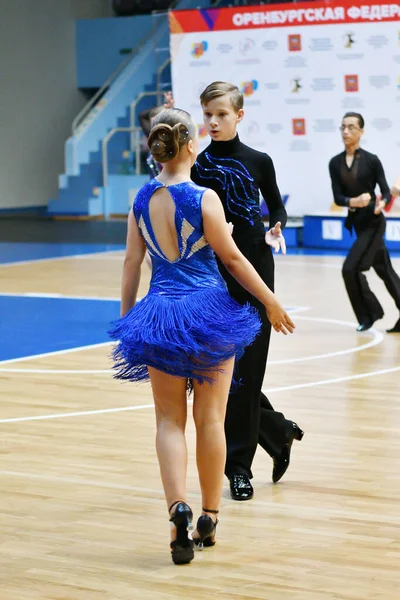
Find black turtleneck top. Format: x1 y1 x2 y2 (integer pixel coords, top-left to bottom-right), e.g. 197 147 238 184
191 135 287 245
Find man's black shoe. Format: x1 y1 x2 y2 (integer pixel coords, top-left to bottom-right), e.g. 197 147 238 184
272 422 304 483
387 317 400 333
229 474 254 501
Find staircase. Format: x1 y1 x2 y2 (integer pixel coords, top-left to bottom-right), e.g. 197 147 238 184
47 0 211 218
48 17 171 217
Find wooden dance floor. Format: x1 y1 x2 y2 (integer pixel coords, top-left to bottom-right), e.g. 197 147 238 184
1 246 400 599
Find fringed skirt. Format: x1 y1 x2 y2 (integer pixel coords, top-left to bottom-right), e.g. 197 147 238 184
109 288 261 386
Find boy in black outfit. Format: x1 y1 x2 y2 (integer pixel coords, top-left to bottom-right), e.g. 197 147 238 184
191 81 304 500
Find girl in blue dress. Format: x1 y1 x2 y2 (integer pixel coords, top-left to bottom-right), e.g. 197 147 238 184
109 108 295 565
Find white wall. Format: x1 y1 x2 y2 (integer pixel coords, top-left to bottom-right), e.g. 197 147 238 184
0 0 113 209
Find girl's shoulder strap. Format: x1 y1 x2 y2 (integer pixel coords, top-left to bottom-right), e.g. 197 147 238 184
133 179 162 220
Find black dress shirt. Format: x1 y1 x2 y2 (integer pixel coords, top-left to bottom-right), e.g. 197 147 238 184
329 148 390 231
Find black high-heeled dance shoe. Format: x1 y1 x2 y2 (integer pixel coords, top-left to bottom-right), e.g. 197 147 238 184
169 501 194 565
193 508 219 550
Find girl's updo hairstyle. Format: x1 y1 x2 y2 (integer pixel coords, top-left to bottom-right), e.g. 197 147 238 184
148 108 197 163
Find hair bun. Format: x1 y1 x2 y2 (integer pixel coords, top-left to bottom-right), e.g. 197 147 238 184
158 130 171 142
148 123 179 163
172 123 190 144
148 111 195 163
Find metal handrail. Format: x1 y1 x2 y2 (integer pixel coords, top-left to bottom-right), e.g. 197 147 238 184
129 91 164 151
156 57 171 91
72 15 167 136
102 126 142 187
104 84 170 187
72 53 134 136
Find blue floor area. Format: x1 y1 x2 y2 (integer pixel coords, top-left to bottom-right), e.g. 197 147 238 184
0 242 125 264
0 294 298 363
0 296 119 362
285 247 400 257
1 241 399 363
285 247 347 256
287 247 400 258
1 241 398 264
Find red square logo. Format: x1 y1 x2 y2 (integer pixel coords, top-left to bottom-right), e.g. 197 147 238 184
288 34 301 52
345 74 359 92
292 118 306 136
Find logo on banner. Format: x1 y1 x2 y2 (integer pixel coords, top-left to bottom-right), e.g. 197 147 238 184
199 8 220 31
197 124 208 138
239 38 255 55
291 78 302 93
345 74 359 92
292 118 306 135
246 121 260 137
191 41 208 58
343 32 356 49
288 35 301 52
241 80 258 96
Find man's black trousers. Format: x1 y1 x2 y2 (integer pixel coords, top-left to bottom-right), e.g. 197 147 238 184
342 215 400 325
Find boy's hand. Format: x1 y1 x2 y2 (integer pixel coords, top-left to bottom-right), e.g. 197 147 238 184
265 221 286 255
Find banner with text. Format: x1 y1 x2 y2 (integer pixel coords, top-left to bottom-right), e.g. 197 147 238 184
169 1 400 216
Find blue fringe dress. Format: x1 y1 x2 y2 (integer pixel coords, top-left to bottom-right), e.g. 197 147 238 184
109 179 261 385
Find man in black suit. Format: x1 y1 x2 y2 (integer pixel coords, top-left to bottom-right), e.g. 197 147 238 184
329 112 400 333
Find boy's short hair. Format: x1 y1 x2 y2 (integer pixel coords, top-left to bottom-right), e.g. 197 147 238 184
200 81 243 112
